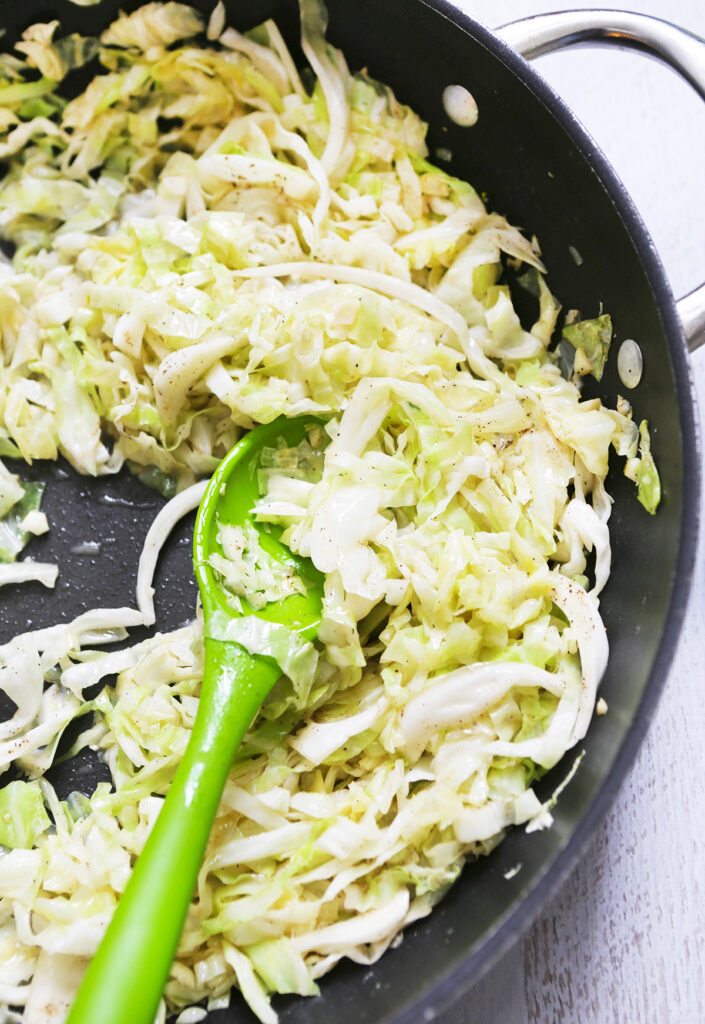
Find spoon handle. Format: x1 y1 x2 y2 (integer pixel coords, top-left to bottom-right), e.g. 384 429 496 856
67 639 280 1024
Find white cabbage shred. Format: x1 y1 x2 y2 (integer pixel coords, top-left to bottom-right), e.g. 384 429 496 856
0 1 652 1022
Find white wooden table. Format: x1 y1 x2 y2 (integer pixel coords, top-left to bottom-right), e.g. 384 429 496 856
437 1 705 1020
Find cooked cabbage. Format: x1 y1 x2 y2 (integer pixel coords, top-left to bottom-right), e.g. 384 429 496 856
0 1 659 1022
0 459 53 575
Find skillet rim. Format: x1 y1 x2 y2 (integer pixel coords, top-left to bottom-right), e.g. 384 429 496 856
382 2 702 1020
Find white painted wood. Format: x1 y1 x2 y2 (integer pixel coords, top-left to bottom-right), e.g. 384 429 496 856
434 1 705 1021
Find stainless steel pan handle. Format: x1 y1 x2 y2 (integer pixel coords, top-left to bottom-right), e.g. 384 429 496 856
495 10 705 353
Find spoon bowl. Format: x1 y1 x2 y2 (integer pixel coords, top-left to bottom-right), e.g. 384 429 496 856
194 414 325 634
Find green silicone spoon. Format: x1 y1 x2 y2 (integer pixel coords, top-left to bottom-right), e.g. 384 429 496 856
67 416 325 1024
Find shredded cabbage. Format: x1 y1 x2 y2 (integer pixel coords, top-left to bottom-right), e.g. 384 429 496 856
0 781 51 849
0 2 661 1023
562 313 612 381
209 520 307 611
0 463 50 567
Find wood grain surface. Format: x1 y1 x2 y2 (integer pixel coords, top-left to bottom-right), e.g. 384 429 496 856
436 2 705 1021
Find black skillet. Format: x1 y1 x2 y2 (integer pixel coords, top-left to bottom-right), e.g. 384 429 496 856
1 2 702 1022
